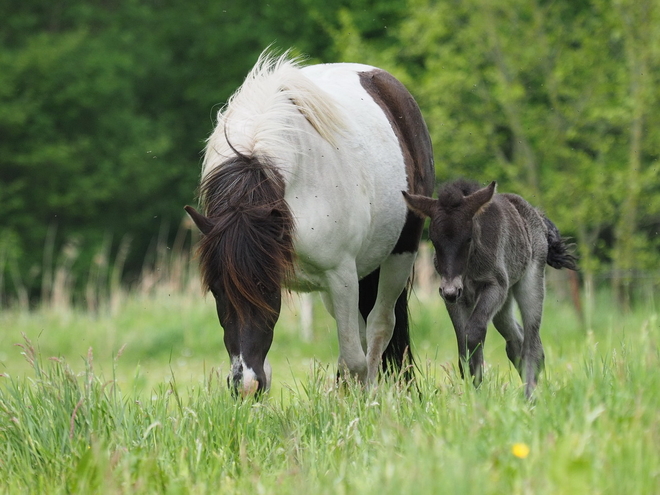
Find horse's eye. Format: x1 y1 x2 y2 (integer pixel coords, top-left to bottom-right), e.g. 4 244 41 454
254 279 268 294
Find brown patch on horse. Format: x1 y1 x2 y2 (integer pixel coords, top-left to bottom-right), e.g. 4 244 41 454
197 155 295 323
359 69 435 254
359 69 434 197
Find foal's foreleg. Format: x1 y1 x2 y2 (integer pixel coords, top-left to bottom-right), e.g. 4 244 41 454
457 284 507 387
445 302 470 379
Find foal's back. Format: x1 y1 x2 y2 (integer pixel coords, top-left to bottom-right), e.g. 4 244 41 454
473 191 548 285
498 193 548 273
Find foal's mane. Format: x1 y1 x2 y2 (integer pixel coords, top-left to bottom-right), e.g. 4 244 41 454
437 179 481 209
197 152 294 323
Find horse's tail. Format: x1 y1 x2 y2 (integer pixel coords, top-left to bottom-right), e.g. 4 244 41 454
358 269 415 384
544 216 578 271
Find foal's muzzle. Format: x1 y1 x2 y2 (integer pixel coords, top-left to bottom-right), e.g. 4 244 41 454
440 277 463 303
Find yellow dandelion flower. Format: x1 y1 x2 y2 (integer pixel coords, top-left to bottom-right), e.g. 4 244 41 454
512 442 530 459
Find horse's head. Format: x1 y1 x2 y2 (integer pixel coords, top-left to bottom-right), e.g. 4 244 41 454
403 181 496 303
184 158 294 396
186 204 283 396
208 277 280 397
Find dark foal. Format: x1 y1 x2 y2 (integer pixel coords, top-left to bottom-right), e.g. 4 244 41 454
404 179 577 398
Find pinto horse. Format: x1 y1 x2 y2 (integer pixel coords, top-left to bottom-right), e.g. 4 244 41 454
185 51 434 395
404 179 577 398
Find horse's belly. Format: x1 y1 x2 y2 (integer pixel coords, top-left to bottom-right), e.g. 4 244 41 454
286 192 407 291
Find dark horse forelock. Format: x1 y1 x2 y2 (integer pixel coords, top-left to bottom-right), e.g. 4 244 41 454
197 154 294 323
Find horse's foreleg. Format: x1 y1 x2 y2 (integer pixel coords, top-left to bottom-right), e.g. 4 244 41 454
463 284 507 387
325 266 368 383
364 252 416 385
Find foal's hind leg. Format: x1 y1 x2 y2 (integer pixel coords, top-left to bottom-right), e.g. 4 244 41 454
512 264 546 398
492 293 524 376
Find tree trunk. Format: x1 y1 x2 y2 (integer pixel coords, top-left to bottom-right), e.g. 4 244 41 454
611 0 653 310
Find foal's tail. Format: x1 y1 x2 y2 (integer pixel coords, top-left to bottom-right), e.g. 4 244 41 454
544 216 578 271
359 270 415 384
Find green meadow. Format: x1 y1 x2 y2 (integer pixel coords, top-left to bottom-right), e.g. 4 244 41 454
1 283 659 494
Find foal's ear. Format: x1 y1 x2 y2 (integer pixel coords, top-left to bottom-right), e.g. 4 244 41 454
466 181 496 216
184 205 215 235
402 191 436 218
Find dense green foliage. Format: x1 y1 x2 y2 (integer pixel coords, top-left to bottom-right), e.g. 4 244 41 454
1 290 658 493
2 0 660 305
0 0 406 302
332 0 660 302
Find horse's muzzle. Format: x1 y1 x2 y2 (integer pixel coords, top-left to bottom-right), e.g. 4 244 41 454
228 356 272 398
228 372 264 398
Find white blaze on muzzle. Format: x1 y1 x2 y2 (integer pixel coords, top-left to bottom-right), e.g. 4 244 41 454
230 355 272 397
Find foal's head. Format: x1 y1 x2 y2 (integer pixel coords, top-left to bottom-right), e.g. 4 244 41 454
403 180 496 303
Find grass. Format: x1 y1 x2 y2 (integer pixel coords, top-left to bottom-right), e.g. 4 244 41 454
1 285 659 494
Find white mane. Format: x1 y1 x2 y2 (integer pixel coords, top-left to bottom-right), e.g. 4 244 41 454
202 50 347 177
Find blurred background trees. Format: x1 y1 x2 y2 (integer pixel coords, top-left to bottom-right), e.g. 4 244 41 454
1 0 659 308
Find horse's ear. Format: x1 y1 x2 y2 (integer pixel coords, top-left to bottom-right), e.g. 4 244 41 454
466 181 496 217
402 191 436 218
184 205 215 235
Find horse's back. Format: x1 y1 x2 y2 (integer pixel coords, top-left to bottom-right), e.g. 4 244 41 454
289 64 431 283
204 55 432 288
301 63 433 197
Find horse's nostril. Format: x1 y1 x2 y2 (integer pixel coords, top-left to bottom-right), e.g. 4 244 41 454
456 287 463 299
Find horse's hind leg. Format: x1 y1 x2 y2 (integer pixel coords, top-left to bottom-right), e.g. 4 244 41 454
513 264 546 398
492 293 524 375
364 252 416 385
358 269 380 354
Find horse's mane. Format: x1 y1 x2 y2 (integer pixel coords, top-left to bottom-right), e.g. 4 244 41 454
196 49 350 322
202 50 346 178
197 154 295 323
437 179 481 209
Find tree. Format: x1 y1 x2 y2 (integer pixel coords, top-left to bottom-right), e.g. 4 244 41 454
1 0 385 304
328 0 660 311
